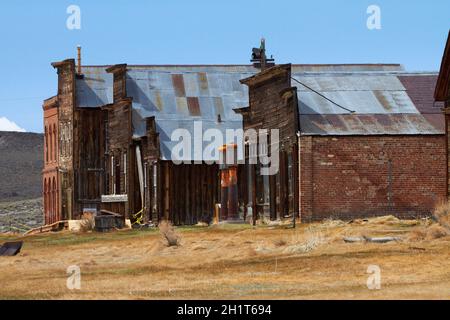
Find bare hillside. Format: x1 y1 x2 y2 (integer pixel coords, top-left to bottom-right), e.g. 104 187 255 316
0 131 43 201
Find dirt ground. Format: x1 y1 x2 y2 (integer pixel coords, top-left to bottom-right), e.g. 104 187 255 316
0 216 449 300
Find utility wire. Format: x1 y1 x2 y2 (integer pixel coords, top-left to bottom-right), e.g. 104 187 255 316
0 96 47 102
291 77 355 113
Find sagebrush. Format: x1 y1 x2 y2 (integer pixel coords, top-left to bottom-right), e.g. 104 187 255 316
79 212 95 232
433 202 450 230
159 220 180 246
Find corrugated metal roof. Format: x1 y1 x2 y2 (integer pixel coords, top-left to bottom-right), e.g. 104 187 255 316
76 67 113 107
295 73 444 135
125 67 249 160
300 114 444 136
75 65 444 160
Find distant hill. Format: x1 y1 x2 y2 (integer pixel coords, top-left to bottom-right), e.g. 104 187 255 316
0 131 43 201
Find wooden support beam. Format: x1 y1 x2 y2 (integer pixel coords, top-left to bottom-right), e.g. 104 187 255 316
292 144 300 222
250 164 257 225
184 164 189 224
279 151 287 219
164 162 170 221
190 165 195 225
269 174 277 220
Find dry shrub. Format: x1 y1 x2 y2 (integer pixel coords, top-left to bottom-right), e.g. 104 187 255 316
425 225 449 240
79 212 95 232
433 202 450 230
408 225 449 242
159 220 180 247
349 219 367 225
256 216 271 226
318 218 346 229
370 215 400 225
273 238 287 247
283 229 325 254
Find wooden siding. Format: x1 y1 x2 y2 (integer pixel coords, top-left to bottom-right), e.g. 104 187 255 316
238 64 300 221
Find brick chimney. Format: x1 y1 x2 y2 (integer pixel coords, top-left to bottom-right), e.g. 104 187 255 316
77 45 82 75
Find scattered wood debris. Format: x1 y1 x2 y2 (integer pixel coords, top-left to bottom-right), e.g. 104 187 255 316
344 236 401 243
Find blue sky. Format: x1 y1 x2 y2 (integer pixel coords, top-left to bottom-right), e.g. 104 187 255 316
0 0 448 133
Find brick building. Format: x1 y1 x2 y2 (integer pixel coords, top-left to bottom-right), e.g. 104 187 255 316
42 44 448 225
238 63 446 222
42 96 59 224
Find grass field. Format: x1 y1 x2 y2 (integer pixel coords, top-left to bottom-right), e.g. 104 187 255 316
0 216 449 300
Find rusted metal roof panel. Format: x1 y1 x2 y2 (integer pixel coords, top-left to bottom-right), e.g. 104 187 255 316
171 74 186 97
187 97 201 116
295 72 444 135
300 113 444 136
126 67 249 160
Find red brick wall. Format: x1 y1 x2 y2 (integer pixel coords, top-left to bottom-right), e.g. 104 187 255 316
299 135 446 221
446 111 450 198
43 105 59 224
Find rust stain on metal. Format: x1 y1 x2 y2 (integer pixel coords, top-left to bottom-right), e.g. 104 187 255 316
373 90 392 111
176 97 189 115
171 74 186 97
198 72 209 91
373 114 393 127
325 115 347 131
155 91 163 110
187 97 201 116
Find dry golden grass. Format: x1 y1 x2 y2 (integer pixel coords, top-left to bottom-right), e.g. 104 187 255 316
0 216 449 300
433 201 450 230
425 225 449 240
408 228 427 242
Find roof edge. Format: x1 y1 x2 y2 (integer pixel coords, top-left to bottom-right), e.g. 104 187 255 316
435 30 450 101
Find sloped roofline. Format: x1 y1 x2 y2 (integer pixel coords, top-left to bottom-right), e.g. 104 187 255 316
435 30 450 101
79 63 402 68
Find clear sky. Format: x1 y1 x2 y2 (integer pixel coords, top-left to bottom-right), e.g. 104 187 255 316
0 0 448 133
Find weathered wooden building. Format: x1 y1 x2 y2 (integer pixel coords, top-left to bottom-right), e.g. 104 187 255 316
43 55 249 225
43 42 448 225
436 30 450 198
